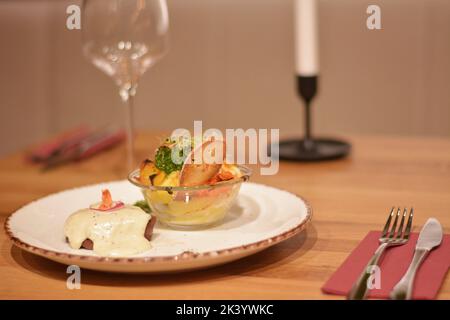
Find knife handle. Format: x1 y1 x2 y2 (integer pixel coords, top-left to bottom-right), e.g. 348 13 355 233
390 248 429 300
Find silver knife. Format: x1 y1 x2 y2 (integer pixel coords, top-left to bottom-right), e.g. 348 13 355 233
390 218 443 300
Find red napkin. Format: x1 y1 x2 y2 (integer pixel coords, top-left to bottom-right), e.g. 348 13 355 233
322 231 450 299
26 125 91 162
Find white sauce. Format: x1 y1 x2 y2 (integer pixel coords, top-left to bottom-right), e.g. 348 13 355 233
64 205 152 257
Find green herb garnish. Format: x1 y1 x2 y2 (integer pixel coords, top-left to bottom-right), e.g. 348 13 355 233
155 145 186 174
133 200 151 213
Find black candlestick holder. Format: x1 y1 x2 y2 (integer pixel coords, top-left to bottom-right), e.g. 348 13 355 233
276 76 351 162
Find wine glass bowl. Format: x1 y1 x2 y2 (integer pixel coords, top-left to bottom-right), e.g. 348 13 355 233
82 0 169 169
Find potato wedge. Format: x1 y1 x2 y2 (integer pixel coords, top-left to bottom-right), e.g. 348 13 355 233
139 159 160 186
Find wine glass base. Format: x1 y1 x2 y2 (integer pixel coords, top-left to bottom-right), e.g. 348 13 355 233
274 138 351 162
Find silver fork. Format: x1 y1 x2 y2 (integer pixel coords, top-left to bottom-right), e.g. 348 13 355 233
347 207 414 300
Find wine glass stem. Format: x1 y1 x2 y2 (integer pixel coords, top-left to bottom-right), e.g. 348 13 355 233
125 95 135 171
120 86 136 172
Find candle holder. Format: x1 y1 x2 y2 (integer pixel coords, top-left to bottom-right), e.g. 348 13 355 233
276 76 351 162
277 0 351 162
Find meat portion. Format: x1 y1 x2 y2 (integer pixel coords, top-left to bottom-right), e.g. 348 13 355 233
144 215 157 240
80 238 94 250
77 215 157 250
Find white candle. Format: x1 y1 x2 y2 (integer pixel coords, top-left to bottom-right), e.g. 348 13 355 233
294 0 319 76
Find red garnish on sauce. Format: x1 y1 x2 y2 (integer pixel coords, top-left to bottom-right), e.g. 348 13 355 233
99 189 113 210
90 189 125 211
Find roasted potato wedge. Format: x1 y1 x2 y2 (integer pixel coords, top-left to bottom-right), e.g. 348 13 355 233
139 159 160 186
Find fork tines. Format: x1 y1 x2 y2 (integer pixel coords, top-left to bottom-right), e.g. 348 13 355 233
381 207 414 240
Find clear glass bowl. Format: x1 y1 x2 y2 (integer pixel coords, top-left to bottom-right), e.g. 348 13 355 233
128 165 251 229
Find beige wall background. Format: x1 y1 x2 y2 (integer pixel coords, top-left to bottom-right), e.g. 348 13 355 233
0 0 449 156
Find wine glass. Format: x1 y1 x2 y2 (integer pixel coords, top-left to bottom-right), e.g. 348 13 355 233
82 0 169 171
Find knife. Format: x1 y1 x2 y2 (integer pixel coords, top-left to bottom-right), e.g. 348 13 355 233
390 218 443 300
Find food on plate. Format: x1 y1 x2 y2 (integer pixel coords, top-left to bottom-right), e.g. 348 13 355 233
131 136 249 228
133 200 152 213
139 137 242 188
64 189 156 256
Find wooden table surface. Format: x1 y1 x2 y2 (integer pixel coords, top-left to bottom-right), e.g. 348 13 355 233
1 132 449 299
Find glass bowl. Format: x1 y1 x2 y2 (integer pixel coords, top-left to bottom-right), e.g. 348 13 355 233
128 165 251 229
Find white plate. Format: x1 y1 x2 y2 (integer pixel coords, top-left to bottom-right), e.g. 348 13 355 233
5 181 312 273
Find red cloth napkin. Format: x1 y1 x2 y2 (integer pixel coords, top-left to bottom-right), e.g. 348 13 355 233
322 231 450 299
26 125 91 162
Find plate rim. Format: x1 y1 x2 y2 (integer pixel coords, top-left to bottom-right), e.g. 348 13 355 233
4 181 312 265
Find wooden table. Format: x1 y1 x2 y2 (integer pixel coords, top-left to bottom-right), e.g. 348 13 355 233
1 132 449 299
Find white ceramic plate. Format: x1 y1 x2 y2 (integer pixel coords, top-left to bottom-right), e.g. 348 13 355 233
5 181 312 273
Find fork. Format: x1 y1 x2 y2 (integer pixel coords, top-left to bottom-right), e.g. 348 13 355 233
347 207 414 300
